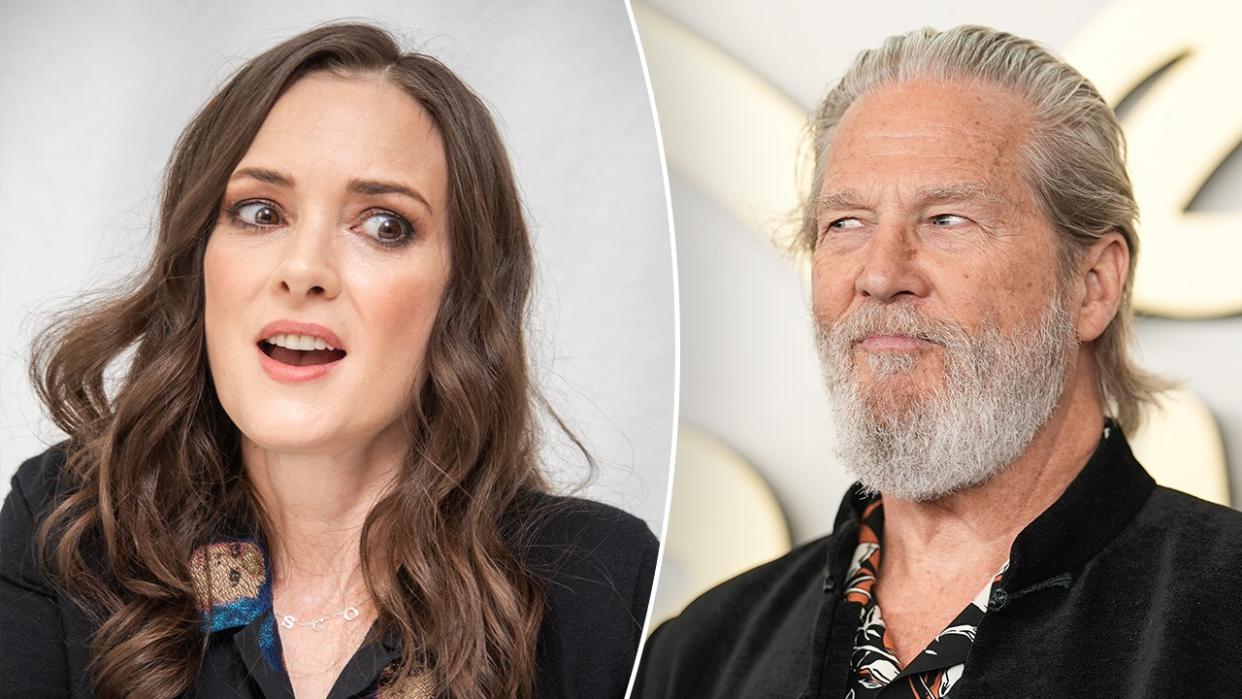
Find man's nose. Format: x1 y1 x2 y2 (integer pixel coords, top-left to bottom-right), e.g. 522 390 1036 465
271 216 342 300
854 222 929 302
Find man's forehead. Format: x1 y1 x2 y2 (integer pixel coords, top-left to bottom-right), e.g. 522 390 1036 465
818 79 1036 210
839 76 1034 128
826 78 1034 161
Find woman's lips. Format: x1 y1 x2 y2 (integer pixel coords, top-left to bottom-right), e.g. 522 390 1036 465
256 342 345 383
262 343 346 366
859 334 938 352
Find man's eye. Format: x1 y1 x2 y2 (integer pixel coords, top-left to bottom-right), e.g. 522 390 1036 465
930 214 967 226
828 217 863 230
358 211 415 247
231 201 283 227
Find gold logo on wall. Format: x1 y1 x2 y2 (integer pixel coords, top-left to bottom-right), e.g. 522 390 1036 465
1064 0 1242 318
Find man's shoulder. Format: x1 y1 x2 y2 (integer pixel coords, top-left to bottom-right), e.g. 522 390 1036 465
1142 485 1242 533
1134 485 1242 562
1090 483 1242 619
634 534 836 697
686 533 831 618
650 532 834 652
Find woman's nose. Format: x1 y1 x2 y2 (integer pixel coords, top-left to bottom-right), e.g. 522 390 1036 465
271 218 342 300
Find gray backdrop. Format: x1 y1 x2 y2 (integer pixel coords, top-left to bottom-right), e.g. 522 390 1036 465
0 1 675 533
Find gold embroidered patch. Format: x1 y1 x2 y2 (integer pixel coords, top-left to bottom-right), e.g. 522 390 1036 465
188 541 266 609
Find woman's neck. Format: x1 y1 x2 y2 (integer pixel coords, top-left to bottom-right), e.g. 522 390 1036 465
240 431 404 609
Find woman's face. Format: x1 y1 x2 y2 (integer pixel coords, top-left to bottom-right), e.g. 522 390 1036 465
204 72 451 457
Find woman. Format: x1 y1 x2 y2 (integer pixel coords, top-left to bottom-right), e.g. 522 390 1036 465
0 22 658 699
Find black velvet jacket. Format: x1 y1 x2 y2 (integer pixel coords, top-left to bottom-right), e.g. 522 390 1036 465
0 443 659 698
634 422 1242 698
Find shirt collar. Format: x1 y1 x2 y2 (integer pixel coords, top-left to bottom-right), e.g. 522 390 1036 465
824 418 1156 592
1003 418 1155 590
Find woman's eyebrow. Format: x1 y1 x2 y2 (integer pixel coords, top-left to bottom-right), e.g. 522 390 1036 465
228 167 432 214
348 179 432 215
231 167 291 187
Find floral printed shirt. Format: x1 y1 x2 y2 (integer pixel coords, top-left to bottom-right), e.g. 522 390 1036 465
843 498 1008 699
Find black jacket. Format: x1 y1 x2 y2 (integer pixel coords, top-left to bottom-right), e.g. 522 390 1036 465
634 422 1242 698
0 443 659 698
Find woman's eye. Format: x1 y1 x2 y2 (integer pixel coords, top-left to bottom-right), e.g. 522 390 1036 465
231 201 283 227
930 214 967 226
358 211 415 246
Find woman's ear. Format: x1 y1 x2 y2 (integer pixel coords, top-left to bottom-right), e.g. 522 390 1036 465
1076 231 1129 343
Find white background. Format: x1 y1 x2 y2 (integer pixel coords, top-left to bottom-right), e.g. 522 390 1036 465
0 1 675 533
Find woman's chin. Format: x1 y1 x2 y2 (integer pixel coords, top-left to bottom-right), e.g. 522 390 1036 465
236 418 353 456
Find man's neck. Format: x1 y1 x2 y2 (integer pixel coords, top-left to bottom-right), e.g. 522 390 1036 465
879 351 1106 581
869 353 1107 668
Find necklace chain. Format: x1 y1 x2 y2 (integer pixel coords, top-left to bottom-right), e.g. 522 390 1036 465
275 604 362 632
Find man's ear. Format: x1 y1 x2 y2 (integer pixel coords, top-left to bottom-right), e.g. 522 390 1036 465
1076 231 1129 343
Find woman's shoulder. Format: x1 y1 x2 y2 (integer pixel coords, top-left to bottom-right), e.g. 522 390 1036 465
514 491 660 696
1 442 86 699
508 489 659 611
514 491 659 576
4 440 74 521
2 441 76 589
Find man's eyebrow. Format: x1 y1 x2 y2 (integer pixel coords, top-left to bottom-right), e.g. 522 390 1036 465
814 183 1010 212
815 188 867 212
913 182 1007 207
227 168 432 214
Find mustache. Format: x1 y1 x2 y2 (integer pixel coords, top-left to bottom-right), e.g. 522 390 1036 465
824 302 968 348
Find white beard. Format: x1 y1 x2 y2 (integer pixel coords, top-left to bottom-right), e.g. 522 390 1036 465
815 292 1078 502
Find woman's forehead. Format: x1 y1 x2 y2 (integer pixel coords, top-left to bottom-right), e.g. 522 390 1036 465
233 72 447 212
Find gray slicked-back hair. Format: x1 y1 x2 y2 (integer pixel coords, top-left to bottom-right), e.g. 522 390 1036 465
798 24 1171 433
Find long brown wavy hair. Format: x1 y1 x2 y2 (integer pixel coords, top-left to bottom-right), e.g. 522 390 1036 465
29 21 579 699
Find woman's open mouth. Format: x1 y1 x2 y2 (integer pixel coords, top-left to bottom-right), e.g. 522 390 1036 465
259 340 347 367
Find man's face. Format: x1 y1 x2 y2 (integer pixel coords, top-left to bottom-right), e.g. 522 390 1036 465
812 77 1064 416
811 77 1079 500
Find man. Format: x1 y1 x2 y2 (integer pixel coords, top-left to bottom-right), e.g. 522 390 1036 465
634 25 1242 698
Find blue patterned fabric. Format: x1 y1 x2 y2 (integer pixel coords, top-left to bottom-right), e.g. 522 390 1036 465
189 537 281 668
